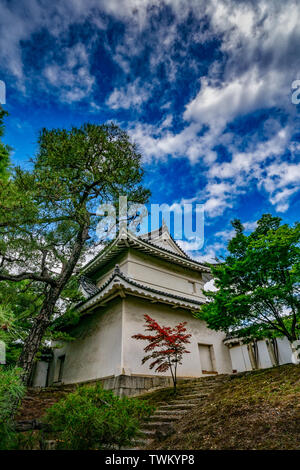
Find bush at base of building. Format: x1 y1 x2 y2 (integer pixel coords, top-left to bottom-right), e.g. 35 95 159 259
44 384 154 450
0 366 26 449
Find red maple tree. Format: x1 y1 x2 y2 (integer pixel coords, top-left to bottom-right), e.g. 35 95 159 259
132 314 191 391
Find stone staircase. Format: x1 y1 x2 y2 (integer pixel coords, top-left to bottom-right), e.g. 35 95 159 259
131 375 229 449
16 375 228 449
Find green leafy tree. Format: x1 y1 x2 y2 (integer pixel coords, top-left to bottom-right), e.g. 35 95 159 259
0 107 10 180
0 279 80 365
196 214 300 358
0 304 22 356
0 123 150 384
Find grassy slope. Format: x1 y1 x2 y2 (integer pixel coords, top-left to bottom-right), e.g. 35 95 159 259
143 364 300 450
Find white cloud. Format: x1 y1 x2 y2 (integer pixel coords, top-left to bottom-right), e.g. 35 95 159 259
243 221 258 232
122 0 300 215
177 238 204 252
168 125 298 217
128 120 220 164
215 220 258 242
43 43 95 103
192 242 225 264
215 229 235 241
0 0 299 215
261 162 300 212
106 79 152 110
189 218 258 263
183 69 283 128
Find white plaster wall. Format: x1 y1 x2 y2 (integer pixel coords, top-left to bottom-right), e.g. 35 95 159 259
230 345 245 372
122 297 232 378
228 338 294 374
50 299 123 385
125 251 206 302
241 345 253 370
229 344 252 372
32 361 48 387
257 340 273 369
277 337 293 365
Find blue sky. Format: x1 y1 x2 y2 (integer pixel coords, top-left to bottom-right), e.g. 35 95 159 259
0 0 299 262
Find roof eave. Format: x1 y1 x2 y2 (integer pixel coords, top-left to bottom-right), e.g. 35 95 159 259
76 269 206 314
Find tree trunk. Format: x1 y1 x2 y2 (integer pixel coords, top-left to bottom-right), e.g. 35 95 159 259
17 224 89 385
17 288 59 384
174 357 178 393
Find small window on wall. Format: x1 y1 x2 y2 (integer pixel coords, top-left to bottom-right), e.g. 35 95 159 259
57 355 65 382
188 281 196 293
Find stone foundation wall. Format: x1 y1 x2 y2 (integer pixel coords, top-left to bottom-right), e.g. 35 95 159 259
59 374 179 396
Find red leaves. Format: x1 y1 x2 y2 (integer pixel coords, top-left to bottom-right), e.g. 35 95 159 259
132 314 191 377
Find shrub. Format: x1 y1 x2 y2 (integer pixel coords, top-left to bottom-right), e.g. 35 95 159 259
44 384 154 450
0 366 26 449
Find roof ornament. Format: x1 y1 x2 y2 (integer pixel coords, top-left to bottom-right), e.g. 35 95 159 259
161 218 168 229
119 225 128 239
114 264 121 274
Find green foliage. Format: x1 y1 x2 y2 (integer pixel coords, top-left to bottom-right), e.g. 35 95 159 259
197 214 300 342
0 367 26 449
44 384 154 450
0 108 10 180
0 280 57 364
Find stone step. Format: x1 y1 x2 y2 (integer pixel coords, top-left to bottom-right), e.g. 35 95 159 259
154 406 191 415
159 403 197 410
179 393 213 399
15 419 46 432
178 393 209 399
155 409 187 415
149 414 180 422
135 378 228 449
172 397 206 403
142 421 174 431
138 429 156 437
132 438 153 447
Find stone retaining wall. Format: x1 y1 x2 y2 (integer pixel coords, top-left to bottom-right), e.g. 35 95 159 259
75 374 175 396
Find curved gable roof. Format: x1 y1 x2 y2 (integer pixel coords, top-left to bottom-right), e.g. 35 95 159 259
139 222 188 257
81 227 210 276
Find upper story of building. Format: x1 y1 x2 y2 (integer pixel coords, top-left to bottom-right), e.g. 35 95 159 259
77 223 211 314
